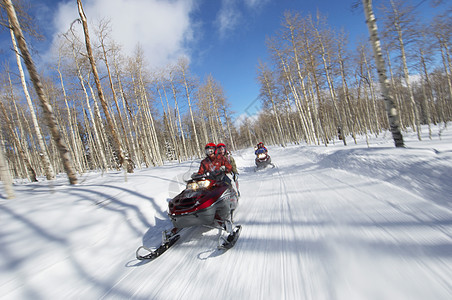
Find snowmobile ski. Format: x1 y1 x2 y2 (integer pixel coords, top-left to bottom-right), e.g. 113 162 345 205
219 225 242 250
136 234 180 260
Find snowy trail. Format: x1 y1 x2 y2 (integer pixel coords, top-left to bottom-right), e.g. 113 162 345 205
112 145 451 300
2 128 452 299
227 146 451 300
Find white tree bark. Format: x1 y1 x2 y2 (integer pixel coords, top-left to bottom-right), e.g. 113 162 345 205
362 0 404 147
4 0 78 183
0 140 14 199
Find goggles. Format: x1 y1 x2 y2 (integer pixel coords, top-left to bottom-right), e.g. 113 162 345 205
205 147 215 155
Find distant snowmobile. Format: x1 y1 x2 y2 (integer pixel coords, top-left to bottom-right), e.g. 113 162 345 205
255 148 275 171
136 170 241 260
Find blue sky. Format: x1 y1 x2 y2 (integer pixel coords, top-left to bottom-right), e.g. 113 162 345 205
0 0 446 122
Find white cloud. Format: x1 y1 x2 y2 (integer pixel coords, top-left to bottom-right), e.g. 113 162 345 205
244 0 270 10
50 0 196 69
216 0 241 39
215 0 270 39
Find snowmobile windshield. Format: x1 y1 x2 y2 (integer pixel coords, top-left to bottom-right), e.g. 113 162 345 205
257 153 267 159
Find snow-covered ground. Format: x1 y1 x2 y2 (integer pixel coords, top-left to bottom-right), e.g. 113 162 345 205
1 125 452 300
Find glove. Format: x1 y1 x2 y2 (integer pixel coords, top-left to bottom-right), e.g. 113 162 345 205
219 166 226 172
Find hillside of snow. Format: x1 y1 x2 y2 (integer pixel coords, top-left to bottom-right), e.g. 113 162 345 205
1 125 452 299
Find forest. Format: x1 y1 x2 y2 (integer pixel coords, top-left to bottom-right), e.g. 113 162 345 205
0 0 451 187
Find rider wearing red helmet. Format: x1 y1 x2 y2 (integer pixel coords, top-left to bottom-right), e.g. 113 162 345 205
255 142 268 155
216 143 240 196
197 143 232 175
216 143 238 175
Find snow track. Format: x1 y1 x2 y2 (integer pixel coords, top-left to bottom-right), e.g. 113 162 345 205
2 129 452 299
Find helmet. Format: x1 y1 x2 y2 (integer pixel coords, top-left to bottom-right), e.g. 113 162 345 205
205 143 216 149
205 143 216 156
216 143 226 155
258 142 264 148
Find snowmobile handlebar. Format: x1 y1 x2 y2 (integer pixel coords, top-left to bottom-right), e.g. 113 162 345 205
191 170 225 181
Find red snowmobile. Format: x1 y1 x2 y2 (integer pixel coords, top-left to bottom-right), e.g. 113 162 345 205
136 170 241 260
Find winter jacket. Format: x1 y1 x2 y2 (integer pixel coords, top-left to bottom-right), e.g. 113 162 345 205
197 154 233 175
226 152 238 174
255 147 268 155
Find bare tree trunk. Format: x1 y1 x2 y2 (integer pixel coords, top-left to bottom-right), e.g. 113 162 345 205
257 62 285 147
0 140 14 199
386 48 404 129
419 48 433 138
222 106 236 151
87 80 114 167
362 49 381 134
169 74 188 159
138 73 162 165
161 83 181 161
4 0 78 183
179 59 201 157
389 0 421 140
438 40 452 122
73 52 108 171
0 101 38 182
77 0 128 172
312 21 347 145
98 29 134 172
56 55 84 173
282 15 317 143
9 25 55 180
362 0 404 147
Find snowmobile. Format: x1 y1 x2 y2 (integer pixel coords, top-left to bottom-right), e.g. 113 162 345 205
255 148 275 171
136 170 241 260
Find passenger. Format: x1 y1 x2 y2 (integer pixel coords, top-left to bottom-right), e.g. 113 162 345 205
216 143 238 176
216 143 240 197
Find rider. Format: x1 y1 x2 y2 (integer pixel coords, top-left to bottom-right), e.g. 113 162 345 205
255 142 268 155
216 143 240 197
198 143 232 175
216 143 238 175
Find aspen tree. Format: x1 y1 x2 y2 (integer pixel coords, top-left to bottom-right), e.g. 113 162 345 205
362 0 404 147
257 60 285 147
178 58 201 157
9 24 55 179
311 13 347 145
383 0 421 140
3 0 78 183
0 101 38 182
300 14 329 145
96 21 134 172
157 81 179 161
71 44 108 171
114 59 146 166
385 47 404 129
336 31 358 143
0 140 14 198
282 12 318 143
138 68 162 165
77 0 129 172
266 36 312 144
432 13 452 122
169 69 187 159
56 50 84 173
418 29 434 138
5 70 31 167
